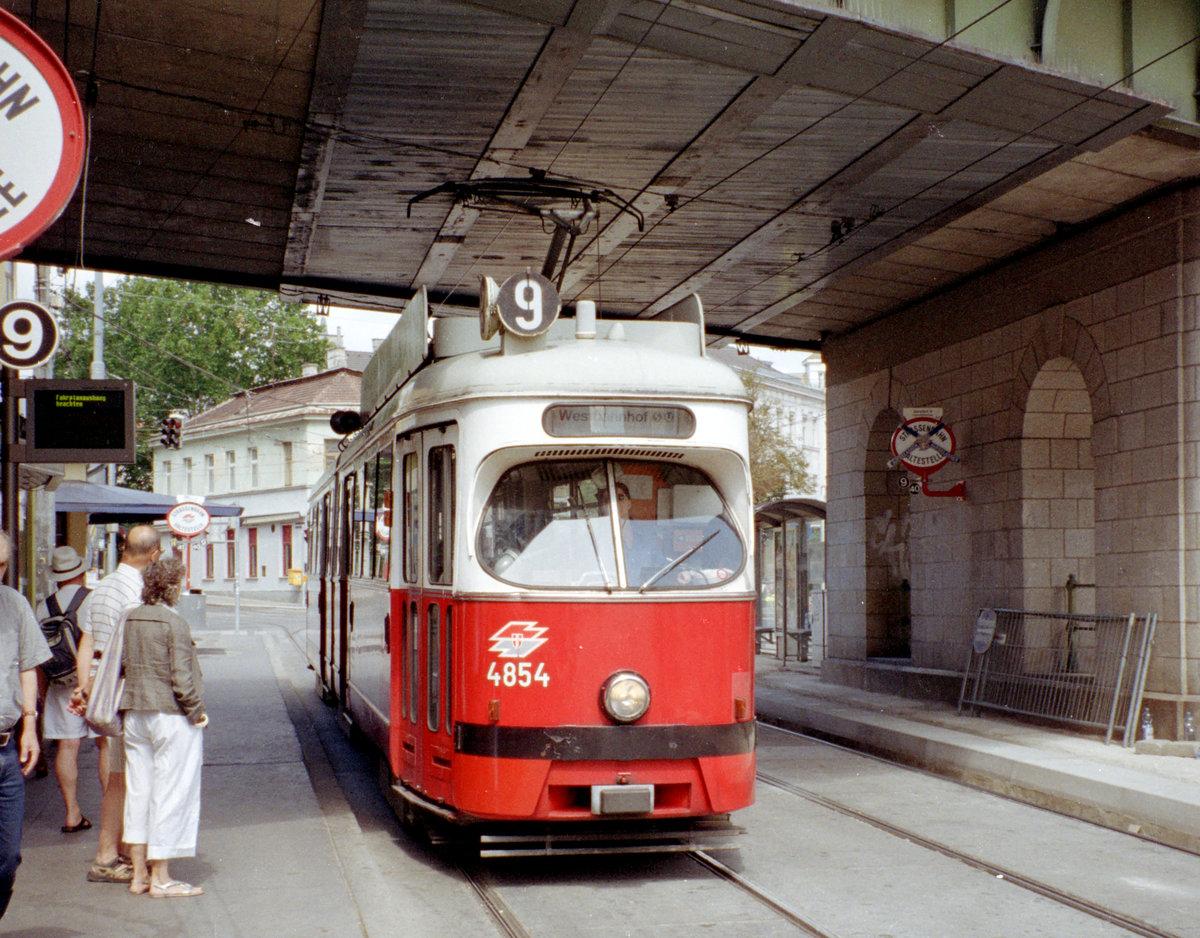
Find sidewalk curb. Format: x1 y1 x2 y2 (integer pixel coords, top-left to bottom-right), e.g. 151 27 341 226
755 676 1200 855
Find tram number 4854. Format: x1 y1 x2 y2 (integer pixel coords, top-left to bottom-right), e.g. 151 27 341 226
487 661 551 687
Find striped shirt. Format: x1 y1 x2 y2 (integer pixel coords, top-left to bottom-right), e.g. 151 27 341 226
79 563 144 655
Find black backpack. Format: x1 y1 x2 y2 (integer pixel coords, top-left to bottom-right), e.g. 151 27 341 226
39 588 90 686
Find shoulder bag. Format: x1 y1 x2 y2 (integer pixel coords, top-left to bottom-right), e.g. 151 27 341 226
85 612 128 737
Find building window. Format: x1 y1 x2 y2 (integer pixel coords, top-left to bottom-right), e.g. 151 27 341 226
226 450 236 489
225 529 236 578
281 524 293 575
281 441 294 486
205 541 214 579
205 453 215 490
248 447 259 487
163 460 173 495
247 527 259 578
183 458 194 493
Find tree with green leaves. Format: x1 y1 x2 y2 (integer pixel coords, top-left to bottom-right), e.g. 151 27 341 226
743 372 816 503
54 277 330 489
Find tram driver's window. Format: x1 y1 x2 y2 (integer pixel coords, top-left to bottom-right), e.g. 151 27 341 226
478 459 744 590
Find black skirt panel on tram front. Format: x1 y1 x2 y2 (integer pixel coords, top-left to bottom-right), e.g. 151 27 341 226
454 722 755 761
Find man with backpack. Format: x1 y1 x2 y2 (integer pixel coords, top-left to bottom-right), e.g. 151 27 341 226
36 547 91 835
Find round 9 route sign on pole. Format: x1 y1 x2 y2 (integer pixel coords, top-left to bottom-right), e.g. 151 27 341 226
0 8 86 260
0 300 58 368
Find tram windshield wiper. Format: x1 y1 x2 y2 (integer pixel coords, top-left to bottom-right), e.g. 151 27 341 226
638 530 718 593
584 516 615 591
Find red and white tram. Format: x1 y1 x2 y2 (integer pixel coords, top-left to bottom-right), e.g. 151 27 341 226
306 277 756 854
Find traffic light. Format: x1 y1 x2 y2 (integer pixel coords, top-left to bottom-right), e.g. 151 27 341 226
160 415 182 448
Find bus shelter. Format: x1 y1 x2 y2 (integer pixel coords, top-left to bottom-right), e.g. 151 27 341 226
756 498 825 664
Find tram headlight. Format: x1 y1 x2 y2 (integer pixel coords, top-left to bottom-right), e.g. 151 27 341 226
601 671 650 724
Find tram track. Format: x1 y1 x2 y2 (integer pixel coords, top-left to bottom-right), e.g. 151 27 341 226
757 730 1185 938
458 862 535 938
688 849 841 938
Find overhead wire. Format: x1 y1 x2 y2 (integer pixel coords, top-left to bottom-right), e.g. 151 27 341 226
55 292 307 408
52 282 331 342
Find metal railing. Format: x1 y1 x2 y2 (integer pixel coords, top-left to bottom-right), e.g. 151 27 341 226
958 608 1157 746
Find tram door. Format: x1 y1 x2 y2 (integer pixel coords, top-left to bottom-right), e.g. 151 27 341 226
318 493 334 695
334 472 355 707
394 426 457 803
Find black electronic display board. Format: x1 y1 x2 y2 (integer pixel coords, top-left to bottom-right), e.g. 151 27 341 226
23 379 136 463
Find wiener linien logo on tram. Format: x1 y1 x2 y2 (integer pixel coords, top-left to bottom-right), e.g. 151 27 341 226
488 621 549 659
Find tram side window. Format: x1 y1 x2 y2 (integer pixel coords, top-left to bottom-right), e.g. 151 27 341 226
427 604 440 733
444 607 452 735
409 600 419 723
345 474 362 577
361 462 376 577
322 493 334 578
403 452 419 584
428 445 455 585
400 602 409 721
336 484 350 578
374 445 393 579
356 467 374 578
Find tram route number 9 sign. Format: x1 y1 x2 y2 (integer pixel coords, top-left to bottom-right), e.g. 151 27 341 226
496 272 560 337
0 8 87 260
0 300 58 368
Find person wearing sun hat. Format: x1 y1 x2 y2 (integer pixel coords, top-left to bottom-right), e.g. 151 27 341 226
35 546 92 836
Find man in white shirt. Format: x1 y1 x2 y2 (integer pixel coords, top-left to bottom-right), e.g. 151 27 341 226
72 525 161 884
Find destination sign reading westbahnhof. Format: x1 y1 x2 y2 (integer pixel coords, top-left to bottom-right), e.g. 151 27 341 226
543 404 695 439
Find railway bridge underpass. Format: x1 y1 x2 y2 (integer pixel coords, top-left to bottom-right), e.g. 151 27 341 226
8 0 1200 738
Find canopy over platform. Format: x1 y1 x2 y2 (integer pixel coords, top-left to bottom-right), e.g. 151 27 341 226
54 480 243 524
755 497 826 526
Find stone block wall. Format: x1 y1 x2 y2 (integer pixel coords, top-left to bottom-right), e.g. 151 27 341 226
822 183 1200 734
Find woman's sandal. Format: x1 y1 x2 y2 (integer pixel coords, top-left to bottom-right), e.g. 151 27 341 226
149 880 204 899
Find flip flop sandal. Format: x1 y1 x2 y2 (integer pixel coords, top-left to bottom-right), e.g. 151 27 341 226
150 880 204 899
61 817 92 833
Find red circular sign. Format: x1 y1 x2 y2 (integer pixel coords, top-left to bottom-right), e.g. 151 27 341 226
0 9 86 260
889 417 956 478
167 502 211 538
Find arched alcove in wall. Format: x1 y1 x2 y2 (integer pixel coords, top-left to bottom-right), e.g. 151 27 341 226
1020 357 1096 613
865 408 910 658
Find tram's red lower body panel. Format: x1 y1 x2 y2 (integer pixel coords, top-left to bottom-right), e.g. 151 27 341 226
387 594 756 824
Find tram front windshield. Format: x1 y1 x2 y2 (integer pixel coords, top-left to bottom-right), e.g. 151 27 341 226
478 459 744 590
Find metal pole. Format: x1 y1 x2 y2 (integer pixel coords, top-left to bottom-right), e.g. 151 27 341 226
233 519 241 633
90 271 106 380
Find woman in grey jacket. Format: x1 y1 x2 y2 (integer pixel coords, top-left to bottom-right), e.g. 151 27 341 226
120 555 208 898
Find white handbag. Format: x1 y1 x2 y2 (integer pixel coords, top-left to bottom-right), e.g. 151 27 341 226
84 614 127 737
